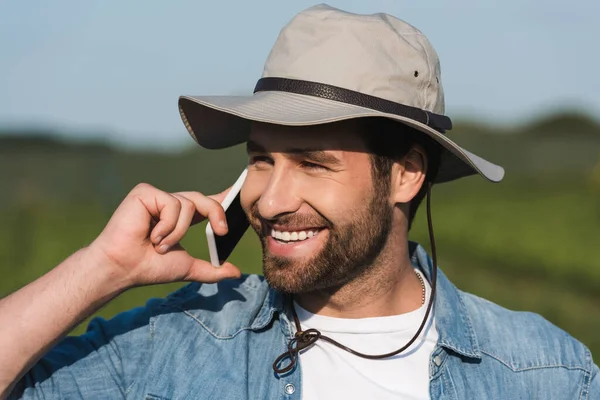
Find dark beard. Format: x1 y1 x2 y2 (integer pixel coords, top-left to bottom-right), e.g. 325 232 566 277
248 184 393 294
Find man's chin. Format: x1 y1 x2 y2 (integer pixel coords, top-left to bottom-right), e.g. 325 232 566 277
263 274 306 294
262 258 320 294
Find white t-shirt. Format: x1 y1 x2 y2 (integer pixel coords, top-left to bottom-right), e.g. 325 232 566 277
294 270 437 400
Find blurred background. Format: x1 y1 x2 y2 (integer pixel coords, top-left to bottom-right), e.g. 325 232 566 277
1 0 599 357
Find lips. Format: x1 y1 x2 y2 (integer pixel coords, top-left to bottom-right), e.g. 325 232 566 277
260 220 328 258
270 228 322 243
249 207 332 255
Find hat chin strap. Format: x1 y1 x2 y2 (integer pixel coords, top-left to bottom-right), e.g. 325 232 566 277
272 182 438 374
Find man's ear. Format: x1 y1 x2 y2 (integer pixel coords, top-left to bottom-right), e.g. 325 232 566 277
391 145 427 204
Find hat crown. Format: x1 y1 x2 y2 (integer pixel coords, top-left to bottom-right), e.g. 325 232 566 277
262 4 445 114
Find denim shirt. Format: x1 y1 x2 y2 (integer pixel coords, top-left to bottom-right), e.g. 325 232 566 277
11 243 599 399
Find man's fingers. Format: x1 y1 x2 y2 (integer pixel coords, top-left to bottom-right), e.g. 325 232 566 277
186 259 242 283
208 187 232 205
156 194 197 252
131 186 233 256
146 244 240 284
137 191 182 245
174 191 229 235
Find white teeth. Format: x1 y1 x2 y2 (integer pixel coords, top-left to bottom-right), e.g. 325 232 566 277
270 229 320 242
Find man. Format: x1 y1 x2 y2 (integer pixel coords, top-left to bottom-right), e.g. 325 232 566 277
1 4 597 399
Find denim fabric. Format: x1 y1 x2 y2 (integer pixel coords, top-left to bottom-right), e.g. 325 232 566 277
11 243 599 399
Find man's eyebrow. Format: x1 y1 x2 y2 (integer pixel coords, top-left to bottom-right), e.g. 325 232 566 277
287 148 342 165
246 140 341 165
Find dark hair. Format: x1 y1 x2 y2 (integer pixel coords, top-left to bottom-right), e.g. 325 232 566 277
359 117 441 230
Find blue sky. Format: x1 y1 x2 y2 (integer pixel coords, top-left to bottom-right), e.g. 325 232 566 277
1 1 599 149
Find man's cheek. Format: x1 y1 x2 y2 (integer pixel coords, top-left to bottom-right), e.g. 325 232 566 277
303 192 353 220
240 186 260 216
241 173 273 212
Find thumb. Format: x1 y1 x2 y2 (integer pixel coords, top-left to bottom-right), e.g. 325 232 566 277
186 259 242 283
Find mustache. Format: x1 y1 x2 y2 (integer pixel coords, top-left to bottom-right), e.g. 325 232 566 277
249 203 333 232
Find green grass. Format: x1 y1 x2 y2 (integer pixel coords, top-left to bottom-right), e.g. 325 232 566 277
412 176 600 292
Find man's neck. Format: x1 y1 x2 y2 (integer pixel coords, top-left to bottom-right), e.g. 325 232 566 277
294 241 424 319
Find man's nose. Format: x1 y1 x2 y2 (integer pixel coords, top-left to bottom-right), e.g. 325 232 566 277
257 168 302 220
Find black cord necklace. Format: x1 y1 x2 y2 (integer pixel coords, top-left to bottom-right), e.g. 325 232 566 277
273 182 438 374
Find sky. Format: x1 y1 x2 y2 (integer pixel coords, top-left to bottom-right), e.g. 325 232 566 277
1 0 599 150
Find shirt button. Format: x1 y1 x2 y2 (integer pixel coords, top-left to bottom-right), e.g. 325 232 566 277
434 355 442 366
285 383 296 395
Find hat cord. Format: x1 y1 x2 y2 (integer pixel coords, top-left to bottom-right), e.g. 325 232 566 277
272 182 438 374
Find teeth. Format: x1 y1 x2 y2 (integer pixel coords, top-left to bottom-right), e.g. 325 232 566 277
270 229 319 242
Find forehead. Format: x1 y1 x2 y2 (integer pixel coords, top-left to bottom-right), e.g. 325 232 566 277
248 120 368 152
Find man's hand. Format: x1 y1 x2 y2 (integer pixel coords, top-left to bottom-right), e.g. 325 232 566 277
0 183 242 397
89 183 241 288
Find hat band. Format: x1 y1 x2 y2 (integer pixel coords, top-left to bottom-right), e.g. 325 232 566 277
253 77 452 132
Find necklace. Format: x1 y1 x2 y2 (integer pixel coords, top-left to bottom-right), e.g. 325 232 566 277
415 269 426 306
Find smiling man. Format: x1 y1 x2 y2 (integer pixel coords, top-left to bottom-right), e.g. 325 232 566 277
245 121 403 298
1 4 598 400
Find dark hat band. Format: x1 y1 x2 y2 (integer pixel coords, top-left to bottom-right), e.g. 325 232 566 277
253 77 452 133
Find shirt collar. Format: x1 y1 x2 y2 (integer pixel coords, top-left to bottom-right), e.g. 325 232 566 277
254 241 482 359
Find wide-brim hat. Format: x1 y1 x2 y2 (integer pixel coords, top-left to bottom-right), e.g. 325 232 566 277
178 4 504 184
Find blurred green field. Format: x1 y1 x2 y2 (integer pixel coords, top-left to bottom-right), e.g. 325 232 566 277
1 113 599 360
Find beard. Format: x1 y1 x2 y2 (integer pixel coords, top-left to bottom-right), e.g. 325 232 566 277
248 184 393 294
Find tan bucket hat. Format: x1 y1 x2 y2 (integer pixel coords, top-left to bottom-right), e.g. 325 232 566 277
178 4 504 183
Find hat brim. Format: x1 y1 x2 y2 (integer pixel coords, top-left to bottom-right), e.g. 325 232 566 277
178 91 504 183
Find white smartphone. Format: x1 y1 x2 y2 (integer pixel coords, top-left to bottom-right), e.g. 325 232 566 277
206 168 250 267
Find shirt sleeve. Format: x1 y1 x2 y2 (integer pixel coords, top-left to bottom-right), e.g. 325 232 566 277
8 298 161 400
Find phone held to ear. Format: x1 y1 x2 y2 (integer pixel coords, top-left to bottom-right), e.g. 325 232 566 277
206 168 250 267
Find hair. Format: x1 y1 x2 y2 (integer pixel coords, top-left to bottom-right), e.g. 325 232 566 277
359 117 441 231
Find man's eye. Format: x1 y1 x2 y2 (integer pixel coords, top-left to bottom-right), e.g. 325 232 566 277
249 155 273 165
301 161 326 170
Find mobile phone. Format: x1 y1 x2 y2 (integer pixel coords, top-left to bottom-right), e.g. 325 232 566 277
206 168 250 267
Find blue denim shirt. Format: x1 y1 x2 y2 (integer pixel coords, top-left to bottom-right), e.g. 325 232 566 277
11 243 599 399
